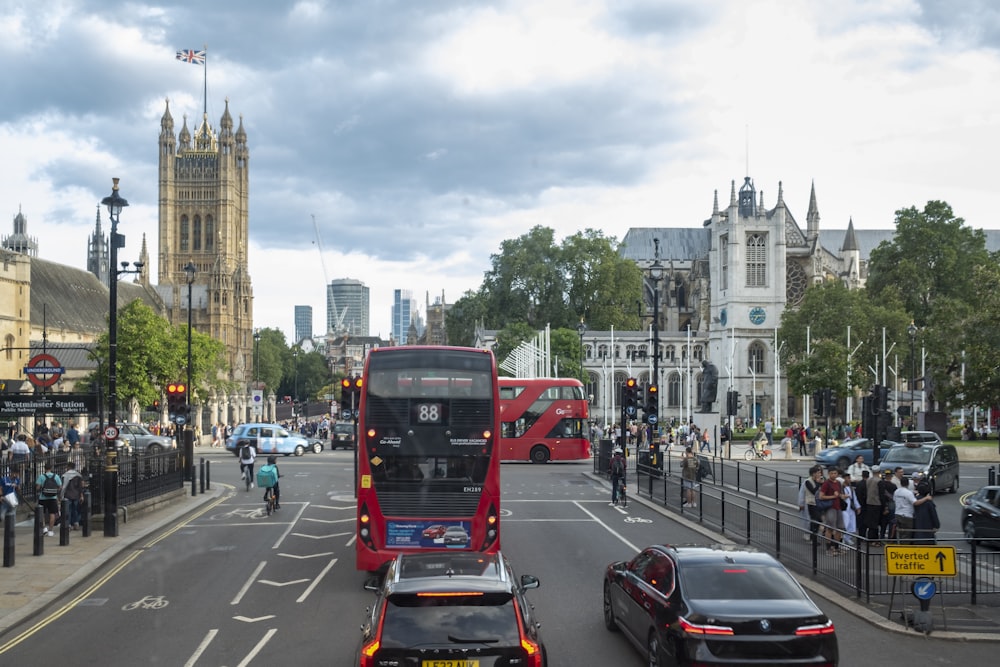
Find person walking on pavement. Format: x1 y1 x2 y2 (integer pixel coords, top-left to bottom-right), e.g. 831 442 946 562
681 446 698 507
1 468 20 522
35 462 62 536
60 461 85 530
609 447 626 505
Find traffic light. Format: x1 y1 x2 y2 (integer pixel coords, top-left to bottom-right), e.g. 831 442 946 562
827 389 837 418
340 377 352 415
726 390 737 416
645 384 658 414
623 378 638 418
166 382 187 424
812 390 825 417
876 385 889 414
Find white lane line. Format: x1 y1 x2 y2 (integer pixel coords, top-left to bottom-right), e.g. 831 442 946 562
235 628 278 667
573 501 642 553
231 561 266 605
183 628 218 667
272 503 309 549
297 558 338 603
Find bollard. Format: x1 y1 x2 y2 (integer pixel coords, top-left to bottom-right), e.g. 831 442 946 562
200 458 205 494
206 459 211 490
990 466 996 487
3 512 14 567
191 466 197 496
59 498 70 546
81 490 91 537
33 504 44 556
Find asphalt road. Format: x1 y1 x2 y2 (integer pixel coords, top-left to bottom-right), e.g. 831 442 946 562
0 452 996 665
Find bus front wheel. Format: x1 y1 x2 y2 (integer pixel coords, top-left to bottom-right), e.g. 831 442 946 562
530 445 550 464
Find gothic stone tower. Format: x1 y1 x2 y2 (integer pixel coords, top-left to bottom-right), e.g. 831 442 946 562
157 99 254 385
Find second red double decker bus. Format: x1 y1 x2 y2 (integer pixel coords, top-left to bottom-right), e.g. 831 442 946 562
499 377 590 463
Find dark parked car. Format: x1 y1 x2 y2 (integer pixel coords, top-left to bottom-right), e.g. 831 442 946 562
358 551 547 666
962 485 1000 543
604 544 838 666
877 441 960 494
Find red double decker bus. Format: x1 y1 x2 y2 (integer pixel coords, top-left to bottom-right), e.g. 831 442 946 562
355 346 502 572
499 377 590 463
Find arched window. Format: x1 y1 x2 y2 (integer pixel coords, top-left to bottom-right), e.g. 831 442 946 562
664 345 676 362
205 216 214 252
748 341 765 375
193 215 202 251
180 215 189 252
667 373 681 407
746 233 767 287
693 345 704 361
4 334 13 360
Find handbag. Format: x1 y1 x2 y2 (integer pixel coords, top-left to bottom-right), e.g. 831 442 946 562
3 490 18 508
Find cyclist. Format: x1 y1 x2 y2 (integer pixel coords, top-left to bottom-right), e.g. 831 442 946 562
259 455 281 510
238 440 256 490
609 447 626 506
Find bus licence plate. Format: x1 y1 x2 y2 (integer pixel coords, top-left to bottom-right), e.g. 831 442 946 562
421 661 479 667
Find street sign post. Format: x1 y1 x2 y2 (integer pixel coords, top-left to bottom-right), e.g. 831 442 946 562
884 545 956 577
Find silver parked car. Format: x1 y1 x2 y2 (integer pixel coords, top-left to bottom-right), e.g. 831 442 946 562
87 422 176 455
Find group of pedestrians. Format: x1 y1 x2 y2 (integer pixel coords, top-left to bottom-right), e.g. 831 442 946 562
799 456 939 554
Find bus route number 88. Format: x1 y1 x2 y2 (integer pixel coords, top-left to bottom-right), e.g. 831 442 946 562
415 403 443 423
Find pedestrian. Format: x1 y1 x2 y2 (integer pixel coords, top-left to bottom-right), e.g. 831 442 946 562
846 455 870 479
796 426 807 456
699 429 710 454
1 467 20 522
60 461 85 530
818 467 846 555
877 470 897 540
66 421 80 449
893 476 933 543
798 465 823 540
609 447 626 505
9 433 31 468
35 462 62 536
763 419 773 448
912 480 940 544
861 469 882 544
681 446 698 507
839 471 861 546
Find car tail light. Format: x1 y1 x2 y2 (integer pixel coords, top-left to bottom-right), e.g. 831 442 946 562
513 597 544 667
795 619 836 636
678 616 734 635
359 594 388 667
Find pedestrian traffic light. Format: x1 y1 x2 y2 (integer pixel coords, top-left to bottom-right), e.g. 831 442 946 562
166 382 186 424
623 378 638 417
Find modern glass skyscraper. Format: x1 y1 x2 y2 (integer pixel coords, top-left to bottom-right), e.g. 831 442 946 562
391 289 415 344
327 278 369 336
294 305 313 343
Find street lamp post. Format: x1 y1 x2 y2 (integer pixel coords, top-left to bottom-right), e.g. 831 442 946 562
253 328 261 420
649 239 664 425
576 319 587 385
908 321 917 426
184 261 196 479
101 178 129 538
293 348 299 420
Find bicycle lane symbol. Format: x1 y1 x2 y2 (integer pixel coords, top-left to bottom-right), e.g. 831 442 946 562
209 507 268 521
122 595 169 611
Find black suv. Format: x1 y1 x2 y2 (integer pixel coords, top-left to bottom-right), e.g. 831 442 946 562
357 551 547 666
332 422 356 450
879 441 960 494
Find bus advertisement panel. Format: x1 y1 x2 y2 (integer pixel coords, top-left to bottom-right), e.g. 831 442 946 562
499 377 590 463
355 346 501 572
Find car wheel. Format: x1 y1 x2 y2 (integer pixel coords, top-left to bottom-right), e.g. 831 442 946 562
949 476 959 493
836 456 850 470
646 630 661 667
965 519 977 542
530 445 550 464
312 442 323 454
602 581 619 632
148 443 162 455
294 445 306 456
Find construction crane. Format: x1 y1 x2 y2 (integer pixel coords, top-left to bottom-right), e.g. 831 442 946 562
312 215 348 334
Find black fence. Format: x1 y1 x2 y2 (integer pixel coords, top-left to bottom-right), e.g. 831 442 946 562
5 448 184 515
599 450 1000 605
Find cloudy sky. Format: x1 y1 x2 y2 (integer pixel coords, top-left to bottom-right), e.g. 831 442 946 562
3 0 998 340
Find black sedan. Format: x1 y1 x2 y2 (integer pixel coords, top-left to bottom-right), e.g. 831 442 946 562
603 544 838 666
962 485 1000 542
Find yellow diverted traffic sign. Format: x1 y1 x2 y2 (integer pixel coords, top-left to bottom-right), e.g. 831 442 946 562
884 545 957 577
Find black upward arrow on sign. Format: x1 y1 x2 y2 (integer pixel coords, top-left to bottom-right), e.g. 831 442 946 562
936 551 948 571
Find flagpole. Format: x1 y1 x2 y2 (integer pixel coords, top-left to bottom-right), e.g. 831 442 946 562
203 44 208 116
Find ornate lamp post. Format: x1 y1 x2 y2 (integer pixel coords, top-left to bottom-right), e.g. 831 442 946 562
576 319 587 385
293 347 300 420
648 239 664 423
253 328 261 419
183 261 196 478
100 178 129 537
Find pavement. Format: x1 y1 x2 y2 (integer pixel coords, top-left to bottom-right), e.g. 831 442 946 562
2 445 999 644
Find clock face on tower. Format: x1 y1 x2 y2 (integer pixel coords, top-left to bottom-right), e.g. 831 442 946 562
749 307 766 326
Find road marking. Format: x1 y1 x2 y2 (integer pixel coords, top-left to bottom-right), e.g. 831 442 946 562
258 578 310 587
293 531 353 539
573 501 641 553
297 558 338 603
624 517 652 523
233 615 276 623
301 517 355 524
235 628 278 667
183 629 218 667
278 552 335 559
231 561 267 605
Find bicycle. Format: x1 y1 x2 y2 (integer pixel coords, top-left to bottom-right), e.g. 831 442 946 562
744 443 772 461
614 477 628 509
263 486 276 516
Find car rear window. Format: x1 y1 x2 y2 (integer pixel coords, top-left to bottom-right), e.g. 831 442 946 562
380 593 519 646
679 563 804 601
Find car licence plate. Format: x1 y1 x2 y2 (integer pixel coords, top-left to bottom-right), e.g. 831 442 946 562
421 661 479 667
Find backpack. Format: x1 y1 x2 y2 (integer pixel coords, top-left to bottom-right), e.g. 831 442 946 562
240 444 252 460
257 465 278 489
611 456 624 476
41 473 60 496
64 475 83 500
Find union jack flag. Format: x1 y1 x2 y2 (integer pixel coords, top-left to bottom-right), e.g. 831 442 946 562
175 49 206 65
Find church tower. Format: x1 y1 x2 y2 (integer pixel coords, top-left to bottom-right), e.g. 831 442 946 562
157 98 254 388
87 205 110 286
